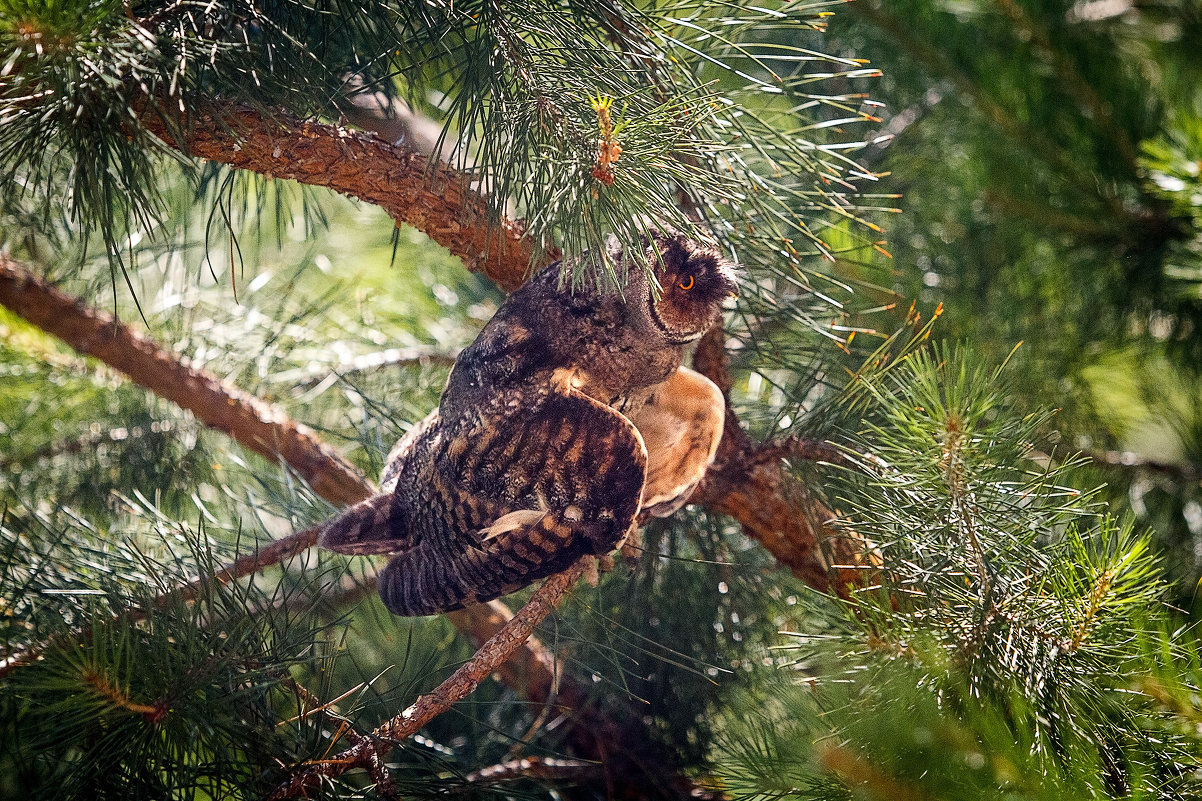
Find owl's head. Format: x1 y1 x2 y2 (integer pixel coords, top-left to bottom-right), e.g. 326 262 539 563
636 233 738 344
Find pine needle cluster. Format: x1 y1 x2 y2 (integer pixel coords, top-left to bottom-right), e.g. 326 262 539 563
3 0 892 308
711 346 1202 800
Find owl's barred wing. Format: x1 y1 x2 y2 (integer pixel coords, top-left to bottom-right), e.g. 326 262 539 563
380 409 440 492
626 367 725 517
377 389 648 616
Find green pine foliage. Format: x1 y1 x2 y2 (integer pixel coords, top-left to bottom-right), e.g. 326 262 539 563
711 347 1201 800
1 0 891 300
819 0 1202 593
4 0 1202 799
0 501 328 797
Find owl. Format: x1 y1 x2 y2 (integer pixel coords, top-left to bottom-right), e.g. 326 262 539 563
318 233 738 615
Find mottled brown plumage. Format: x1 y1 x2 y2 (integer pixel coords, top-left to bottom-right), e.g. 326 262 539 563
319 233 737 615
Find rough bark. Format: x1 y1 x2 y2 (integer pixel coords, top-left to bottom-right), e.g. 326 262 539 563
140 102 548 292
0 255 367 508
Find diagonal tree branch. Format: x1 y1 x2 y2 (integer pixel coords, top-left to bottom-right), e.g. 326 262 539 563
267 559 590 800
0 254 368 509
139 101 550 292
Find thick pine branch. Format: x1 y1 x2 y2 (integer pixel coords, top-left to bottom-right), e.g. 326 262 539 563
140 102 549 291
692 327 873 593
0 255 368 508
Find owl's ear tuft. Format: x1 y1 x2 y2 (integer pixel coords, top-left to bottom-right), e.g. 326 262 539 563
649 233 739 302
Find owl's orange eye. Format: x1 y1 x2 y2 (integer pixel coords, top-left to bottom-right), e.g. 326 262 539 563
678 275 694 291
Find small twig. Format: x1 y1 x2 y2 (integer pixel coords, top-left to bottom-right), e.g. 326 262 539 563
280 679 397 797
267 559 591 800
0 522 329 678
170 523 329 608
464 756 598 784
269 346 460 388
280 678 362 728
279 566 381 616
757 436 868 470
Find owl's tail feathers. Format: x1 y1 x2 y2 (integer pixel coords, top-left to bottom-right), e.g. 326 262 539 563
316 491 413 556
377 541 478 616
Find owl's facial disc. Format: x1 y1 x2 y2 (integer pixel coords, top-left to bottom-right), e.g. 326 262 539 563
646 234 738 344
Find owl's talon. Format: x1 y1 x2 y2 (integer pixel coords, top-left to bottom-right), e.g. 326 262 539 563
618 526 642 561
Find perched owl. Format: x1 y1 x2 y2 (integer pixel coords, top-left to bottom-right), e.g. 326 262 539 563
318 233 738 615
